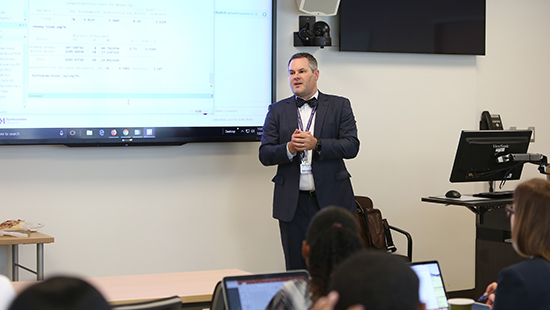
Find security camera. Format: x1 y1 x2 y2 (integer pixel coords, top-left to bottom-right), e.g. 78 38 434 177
313 21 330 36
298 25 314 42
294 16 332 48
312 21 331 47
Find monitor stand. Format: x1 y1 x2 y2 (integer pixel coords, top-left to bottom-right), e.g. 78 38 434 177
488 181 495 193
472 181 514 199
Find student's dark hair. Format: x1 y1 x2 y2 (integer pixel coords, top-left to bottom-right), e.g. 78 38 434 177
329 251 420 310
306 206 363 302
8 276 111 310
288 52 318 72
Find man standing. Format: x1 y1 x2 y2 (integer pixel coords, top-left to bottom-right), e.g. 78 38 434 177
259 52 360 270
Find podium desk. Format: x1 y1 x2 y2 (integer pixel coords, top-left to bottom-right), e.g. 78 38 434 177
13 269 251 309
421 195 512 224
0 232 54 281
422 195 523 298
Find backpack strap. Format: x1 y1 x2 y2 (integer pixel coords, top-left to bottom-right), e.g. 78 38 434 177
382 219 397 253
355 200 375 248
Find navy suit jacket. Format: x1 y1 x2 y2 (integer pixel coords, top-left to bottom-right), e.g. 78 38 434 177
259 92 360 222
493 256 550 310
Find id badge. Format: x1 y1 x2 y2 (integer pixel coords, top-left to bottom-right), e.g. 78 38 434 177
300 163 312 174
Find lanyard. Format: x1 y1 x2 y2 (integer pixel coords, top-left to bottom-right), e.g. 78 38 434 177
297 106 316 162
297 106 317 132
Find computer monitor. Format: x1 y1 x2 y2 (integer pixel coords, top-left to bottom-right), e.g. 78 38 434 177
449 130 532 183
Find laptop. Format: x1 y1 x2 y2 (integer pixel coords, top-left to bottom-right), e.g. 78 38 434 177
221 270 309 310
410 261 450 310
410 261 490 310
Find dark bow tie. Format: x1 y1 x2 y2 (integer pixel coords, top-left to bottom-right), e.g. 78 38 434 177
296 97 317 108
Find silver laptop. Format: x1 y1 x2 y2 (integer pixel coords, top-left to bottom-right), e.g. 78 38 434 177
410 261 450 310
410 261 490 310
221 270 309 310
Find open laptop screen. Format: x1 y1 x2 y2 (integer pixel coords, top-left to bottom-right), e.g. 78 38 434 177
222 270 309 310
410 261 450 310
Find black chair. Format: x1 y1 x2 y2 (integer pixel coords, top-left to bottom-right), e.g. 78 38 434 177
112 296 182 310
210 281 225 310
354 195 413 261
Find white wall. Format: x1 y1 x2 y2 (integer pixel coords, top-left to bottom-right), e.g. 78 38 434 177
1 0 549 292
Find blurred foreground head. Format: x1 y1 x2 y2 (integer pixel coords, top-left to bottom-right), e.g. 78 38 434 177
9 276 111 310
329 251 423 310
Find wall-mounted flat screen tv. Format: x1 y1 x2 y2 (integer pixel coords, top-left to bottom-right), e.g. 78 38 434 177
0 0 275 146
339 0 485 55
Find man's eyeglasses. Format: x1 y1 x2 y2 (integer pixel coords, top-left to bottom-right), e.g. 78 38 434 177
505 204 515 217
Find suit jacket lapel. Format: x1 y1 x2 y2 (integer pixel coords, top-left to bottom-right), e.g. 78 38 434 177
314 92 328 138
285 97 298 134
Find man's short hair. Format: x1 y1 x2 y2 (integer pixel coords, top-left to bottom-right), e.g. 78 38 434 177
328 251 420 310
288 52 318 72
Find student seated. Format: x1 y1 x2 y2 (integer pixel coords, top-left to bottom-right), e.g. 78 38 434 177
326 251 425 310
0 275 16 310
265 206 364 310
311 292 362 310
8 276 111 310
482 178 550 310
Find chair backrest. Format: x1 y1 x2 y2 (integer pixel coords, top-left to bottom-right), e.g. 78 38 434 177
210 281 225 310
112 296 182 310
354 195 413 261
354 196 388 250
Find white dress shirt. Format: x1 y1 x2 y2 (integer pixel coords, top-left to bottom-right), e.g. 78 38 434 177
286 91 318 191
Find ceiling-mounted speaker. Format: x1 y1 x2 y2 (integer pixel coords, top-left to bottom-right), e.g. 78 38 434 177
296 0 341 16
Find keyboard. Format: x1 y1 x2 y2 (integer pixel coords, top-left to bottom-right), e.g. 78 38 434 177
472 190 514 199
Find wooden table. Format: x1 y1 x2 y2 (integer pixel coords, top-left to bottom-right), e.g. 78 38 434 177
0 232 54 281
13 269 250 309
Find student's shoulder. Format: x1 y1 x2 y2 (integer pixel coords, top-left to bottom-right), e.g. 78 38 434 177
502 257 550 275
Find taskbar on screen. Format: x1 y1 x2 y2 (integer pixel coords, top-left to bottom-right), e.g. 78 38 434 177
0 126 263 146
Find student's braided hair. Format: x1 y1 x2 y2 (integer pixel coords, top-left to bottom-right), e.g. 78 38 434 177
306 206 364 302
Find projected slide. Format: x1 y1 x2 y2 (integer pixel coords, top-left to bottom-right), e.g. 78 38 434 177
0 0 272 131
